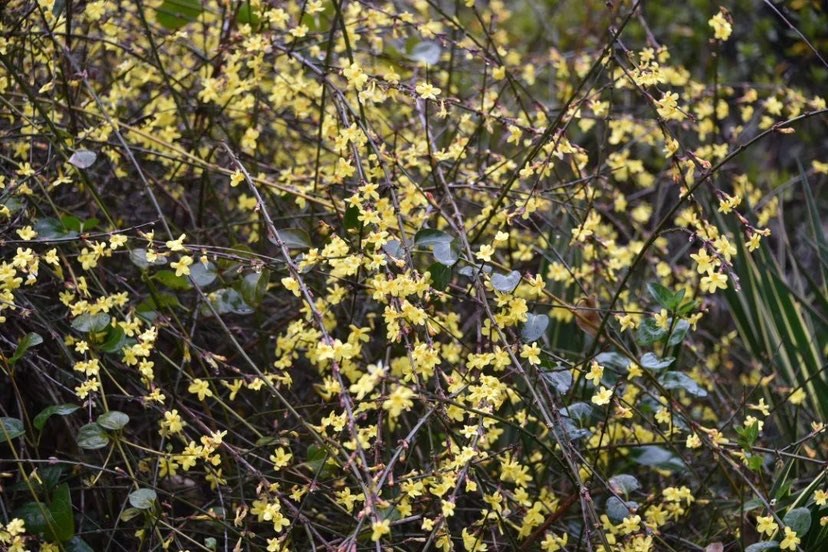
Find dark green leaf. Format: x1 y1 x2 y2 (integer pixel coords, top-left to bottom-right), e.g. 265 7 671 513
76 423 110 450
206 288 254 316
632 446 685 472
0 417 25 442
609 474 641 495
240 269 270 307
667 319 691 346
432 240 460 266
34 217 77 239
9 332 43 365
636 318 667 345
128 488 157 510
152 269 192 290
491 270 521 293
14 502 51 539
34 404 80 431
71 313 111 333
343 205 361 231
605 496 637 522
49 483 75 541
129 248 168 269
414 229 453 247
64 537 95 552
100 326 127 353
272 228 311 249
542 369 572 394
521 313 549 342
155 0 203 30
745 543 779 552
659 372 708 397
189 260 217 287
97 411 130 431
639 353 674 371
647 282 684 311
783 507 811 537
428 262 452 291
595 352 631 372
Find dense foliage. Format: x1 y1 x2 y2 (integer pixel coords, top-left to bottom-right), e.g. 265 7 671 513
1 1 827 551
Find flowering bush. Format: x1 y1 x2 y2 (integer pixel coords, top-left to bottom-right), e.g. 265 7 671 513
1 1 826 550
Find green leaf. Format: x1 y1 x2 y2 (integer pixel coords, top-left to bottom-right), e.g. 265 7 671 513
414 229 453 247
409 40 442 64
632 446 685 472
666 319 691 346
71 313 111 333
14 484 74 542
521 313 549 342
76 423 110 450
542 369 572 394
236 2 260 25
120 508 143 522
609 474 641 495
491 270 521 293
0 417 25 442
189 260 217 287
34 404 80 431
783 507 811 537
152 269 192 290
428 262 452 291
155 0 203 30
605 496 637 522
128 488 157 510
68 149 97 169
49 483 75 541
595 352 631 372
272 228 311 249
129 248 168 269
64 536 95 552
34 217 78 239
639 353 674 371
659 371 708 397
647 282 684 311
209 288 254 316
97 411 130 431
14 502 52 539
432 240 460 266
240 269 270 307
9 332 43 365
343 205 361 231
100 325 127 353
745 543 779 552
636 318 667 345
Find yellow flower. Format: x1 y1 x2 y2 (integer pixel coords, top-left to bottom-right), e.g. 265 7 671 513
700 270 727 293
755 515 777 537
165 233 187 252
415 81 441 100
520 343 541 365
171 255 193 277
188 378 212 401
779 526 800 550
591 386 613 406
476 244 494 263
383 385 415 418
230 170 245 187
709 10 733 41
371 519 391 542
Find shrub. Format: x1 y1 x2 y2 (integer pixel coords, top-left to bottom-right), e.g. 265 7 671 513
0 1 826 550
